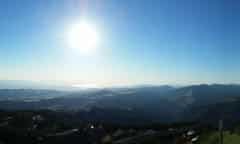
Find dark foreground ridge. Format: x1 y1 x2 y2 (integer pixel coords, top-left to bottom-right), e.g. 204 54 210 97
0 110 207 144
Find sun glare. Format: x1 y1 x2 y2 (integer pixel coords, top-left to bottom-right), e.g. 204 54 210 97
67 20 99 55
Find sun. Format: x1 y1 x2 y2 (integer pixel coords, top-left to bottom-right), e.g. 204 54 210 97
67 20 99 55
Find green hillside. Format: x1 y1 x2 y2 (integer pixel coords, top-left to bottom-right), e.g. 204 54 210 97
198 131 240 144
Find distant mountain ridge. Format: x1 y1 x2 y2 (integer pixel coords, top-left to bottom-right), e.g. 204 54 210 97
0 80 62 89
0 83 240 124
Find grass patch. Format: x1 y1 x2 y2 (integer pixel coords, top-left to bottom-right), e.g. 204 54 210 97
198 131 240 144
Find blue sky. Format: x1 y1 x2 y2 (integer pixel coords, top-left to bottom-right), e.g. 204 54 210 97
0 0 239 86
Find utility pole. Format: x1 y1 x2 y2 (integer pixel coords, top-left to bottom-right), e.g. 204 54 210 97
219 119 223 144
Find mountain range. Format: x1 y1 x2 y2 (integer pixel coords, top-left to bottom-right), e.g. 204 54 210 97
0 81 240 125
